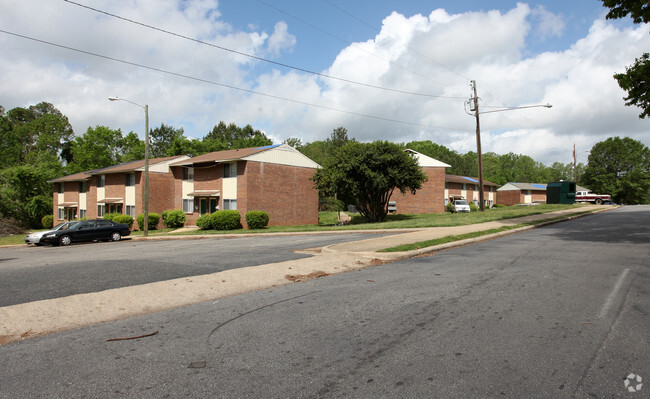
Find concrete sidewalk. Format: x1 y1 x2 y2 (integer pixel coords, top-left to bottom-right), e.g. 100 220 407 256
0 205 614 346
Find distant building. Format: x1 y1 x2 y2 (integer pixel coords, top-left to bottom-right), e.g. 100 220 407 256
497 182 548 206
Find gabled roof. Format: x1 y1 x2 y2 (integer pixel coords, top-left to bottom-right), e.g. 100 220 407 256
49 171 92 183
445 174 498 187
404 149 451 168
89 155 187 175
497 182 548 191
171 144 320 169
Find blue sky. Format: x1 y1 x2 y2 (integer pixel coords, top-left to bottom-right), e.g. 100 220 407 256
0 0 647 166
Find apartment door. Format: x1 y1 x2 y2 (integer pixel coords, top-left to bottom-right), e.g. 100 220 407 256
200 198 207 215
66 207 76 221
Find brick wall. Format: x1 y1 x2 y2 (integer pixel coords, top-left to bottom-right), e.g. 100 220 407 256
497 190 522 206
392 167 446 214
241 161 319 226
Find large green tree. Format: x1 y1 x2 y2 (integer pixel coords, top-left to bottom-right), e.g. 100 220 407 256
68 126 131 172
582 136 650 204
205 121 272 149
0 165 56 228
313 141 426 223
149 123 185 158
603 0 650 118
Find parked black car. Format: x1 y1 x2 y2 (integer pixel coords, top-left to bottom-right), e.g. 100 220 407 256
40 219 131 246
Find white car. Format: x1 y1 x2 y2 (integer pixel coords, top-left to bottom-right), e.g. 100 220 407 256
25 221 76 246
451 199 471 213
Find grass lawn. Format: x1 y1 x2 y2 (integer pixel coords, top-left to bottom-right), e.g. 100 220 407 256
170 204 595 235
1 204 601 245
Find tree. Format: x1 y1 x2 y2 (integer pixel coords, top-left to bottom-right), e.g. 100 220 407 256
0 165 54 228
283 137 303 149
602 0 650 118
312 141 426 223
582 136 650 204
149 123 185 158
613 53 650 119
205 121 272 149
0 102 73 168
68 126 127 172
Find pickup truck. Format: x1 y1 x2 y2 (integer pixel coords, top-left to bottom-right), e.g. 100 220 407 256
575 190 611 205
451 199 471 213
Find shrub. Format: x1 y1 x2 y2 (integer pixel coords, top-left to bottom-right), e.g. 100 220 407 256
162 209 186 228
113 214 134 228
245 210 269 229
469 202 479 212
196 214 212 230
211 210 242 230
446 202 453 212
41 215 54 229
136 212 160 230
103 212 120 221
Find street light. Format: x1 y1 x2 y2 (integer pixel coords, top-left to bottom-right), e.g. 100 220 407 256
469 80 552 211
108 96 150 237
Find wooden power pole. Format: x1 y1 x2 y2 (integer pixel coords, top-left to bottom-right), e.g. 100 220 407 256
471 80 485 211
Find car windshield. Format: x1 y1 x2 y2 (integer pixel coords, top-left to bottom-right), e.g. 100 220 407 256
53 222 76 231
455 200 467 205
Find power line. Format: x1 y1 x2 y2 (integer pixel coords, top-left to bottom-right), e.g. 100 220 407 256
0 29 473 133
62 0 464 99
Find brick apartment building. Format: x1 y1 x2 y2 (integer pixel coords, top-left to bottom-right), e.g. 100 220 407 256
389 149 450 214
50 144 320 228
445 174 499 208
497 182 548 206
50 155 189 225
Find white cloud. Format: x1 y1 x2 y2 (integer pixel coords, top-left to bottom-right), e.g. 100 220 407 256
1 1 648 166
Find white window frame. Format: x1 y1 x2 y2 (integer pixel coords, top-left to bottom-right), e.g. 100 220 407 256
223 199 237 210
97 175 105 188
58 208 65 220
182 198 194 213
79 209 87 219
97 204 105 217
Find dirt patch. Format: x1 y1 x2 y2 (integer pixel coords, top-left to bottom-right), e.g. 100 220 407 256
285 270 330 283
0 218 27 237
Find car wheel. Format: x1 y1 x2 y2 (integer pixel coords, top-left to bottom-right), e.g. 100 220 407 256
595 198 603 205
59 235 72 246
110 231 121 242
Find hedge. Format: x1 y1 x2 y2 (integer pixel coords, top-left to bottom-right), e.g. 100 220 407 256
245 210 269 229
210 210 242 230
41 215 54 229
136 212 160 230
196 214 212 230
113 214 134 228
162 209 186 228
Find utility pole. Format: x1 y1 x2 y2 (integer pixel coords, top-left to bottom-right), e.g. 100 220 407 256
471 80 485 211
573 143 577 183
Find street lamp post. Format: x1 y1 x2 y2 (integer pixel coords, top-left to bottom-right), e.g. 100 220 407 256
469 80 552 211
108 96 150 237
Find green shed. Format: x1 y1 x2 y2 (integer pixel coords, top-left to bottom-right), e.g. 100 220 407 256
546 181 576 204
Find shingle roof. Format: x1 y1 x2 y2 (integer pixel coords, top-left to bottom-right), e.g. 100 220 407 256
90 155 185 174
445 174 498 186
48 171 92 183
501 182 548 191
170 145 282 166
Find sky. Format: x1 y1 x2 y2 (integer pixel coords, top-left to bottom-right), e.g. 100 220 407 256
1 0 648 166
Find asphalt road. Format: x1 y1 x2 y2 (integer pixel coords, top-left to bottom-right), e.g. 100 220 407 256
0 206 648 398
0 232 391 307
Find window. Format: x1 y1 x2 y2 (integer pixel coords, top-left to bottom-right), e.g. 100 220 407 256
97 175 105 188
58 208 65 220
97 204 105 217
79 209 87 219
78 181 86 193
223 163 237 178
57 183 64 193
126 205 135 217
182 167 194 181
125 173 135 187
182 198 194 213
223 199 237 210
